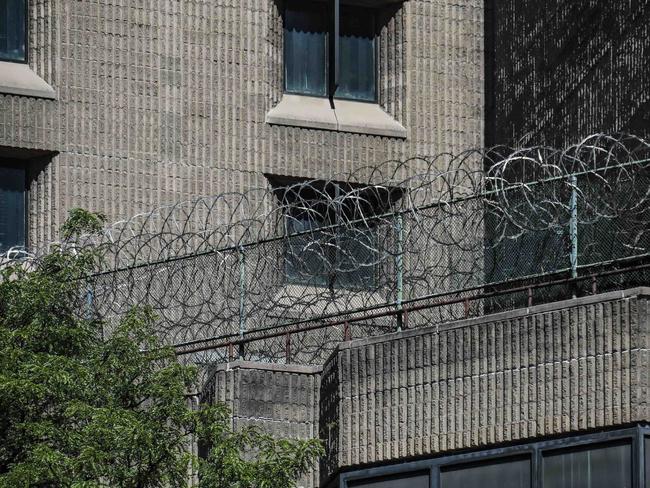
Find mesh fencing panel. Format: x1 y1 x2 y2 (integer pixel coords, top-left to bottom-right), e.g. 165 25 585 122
4 134 650 365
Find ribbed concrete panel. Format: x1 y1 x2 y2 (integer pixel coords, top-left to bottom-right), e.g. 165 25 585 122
320 288 650 485
0 0 484 247
204 361 322 488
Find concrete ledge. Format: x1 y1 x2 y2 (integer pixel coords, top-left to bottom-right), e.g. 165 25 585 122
320 285 650 482
266 94 407 138
337 286 650 350
0 61 56 99
334 98 407 138
211 359 323 374
265 94 338 131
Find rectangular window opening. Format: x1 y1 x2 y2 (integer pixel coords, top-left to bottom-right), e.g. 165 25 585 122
267 174 402 290
0 163 27 253
440 455 531 488
348 470 430 488
542 441 632 488
283 0 377 102
0 0 27 62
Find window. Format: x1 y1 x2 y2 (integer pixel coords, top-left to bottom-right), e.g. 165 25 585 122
645 437 650 488
0 164 26 253
542 442 632 488
284 0 376 102
0 0 27 62
348 471 429 488
343 428 645 488
268 175 401 290
440 457 531 488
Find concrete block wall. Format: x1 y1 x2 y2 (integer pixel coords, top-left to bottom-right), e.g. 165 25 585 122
204 361 322 488
319 287 650 485
1 0 484 248
204 287 650 487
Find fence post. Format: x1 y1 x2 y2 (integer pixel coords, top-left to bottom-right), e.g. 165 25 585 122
285 333 292 364
85 287 94 319
86 286 99 336
395 214 404 331
569 174 579 297
238 246 246 358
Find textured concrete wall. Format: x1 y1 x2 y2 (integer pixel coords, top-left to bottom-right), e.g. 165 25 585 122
319 287 650 486
1 0 484 248
203 361 322 488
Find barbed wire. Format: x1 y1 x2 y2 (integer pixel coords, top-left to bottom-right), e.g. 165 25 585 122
3 134 650 365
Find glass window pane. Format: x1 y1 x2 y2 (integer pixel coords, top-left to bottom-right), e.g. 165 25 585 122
349 471 429 488
0 0 26 62
441 456 530 488
543 442 632 488
337 226 376 289
0 166 26 252
285 215 329 287
284 1 327 97
338 6 376 101
645 437 650 488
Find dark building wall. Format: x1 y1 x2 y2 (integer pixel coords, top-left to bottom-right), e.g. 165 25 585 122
486 0 650 147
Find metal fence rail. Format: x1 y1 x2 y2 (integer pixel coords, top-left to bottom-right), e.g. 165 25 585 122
4 134 650 365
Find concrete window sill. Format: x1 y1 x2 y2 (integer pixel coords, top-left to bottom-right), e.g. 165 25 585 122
0 61 56 99
265 94 406 139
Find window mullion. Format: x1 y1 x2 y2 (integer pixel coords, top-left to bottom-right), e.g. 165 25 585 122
331 0 340 99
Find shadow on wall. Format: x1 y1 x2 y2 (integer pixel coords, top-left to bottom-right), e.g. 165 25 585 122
485 0 650 148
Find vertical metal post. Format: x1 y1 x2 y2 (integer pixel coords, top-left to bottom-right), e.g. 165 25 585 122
85 287 94 320
86 286 101 338
333 0 340 97
285 333 292 364
238 246 246 358
569 174 579 280
592 275 598 295
395 214 404 331
343 321 352 341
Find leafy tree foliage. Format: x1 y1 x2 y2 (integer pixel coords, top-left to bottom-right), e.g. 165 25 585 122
0 209 322 488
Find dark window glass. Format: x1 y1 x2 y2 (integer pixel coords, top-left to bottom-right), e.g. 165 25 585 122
440 456 531 488
0 166 26 252
283 183 378 290
348 471 429 488
338 6 376 101
285 214 329 287
283 1 376 101
269 176 401 290
645 437 650 488
0 0 26 62
284 1 328 97
337 226 376 288
543 442 632 488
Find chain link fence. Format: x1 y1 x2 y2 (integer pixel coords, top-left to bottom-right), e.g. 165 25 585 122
4 134 650 365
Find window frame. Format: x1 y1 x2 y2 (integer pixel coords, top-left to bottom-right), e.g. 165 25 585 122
0 0 29 64
339 425 650 488
282 0 379 103
0 159 29 253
